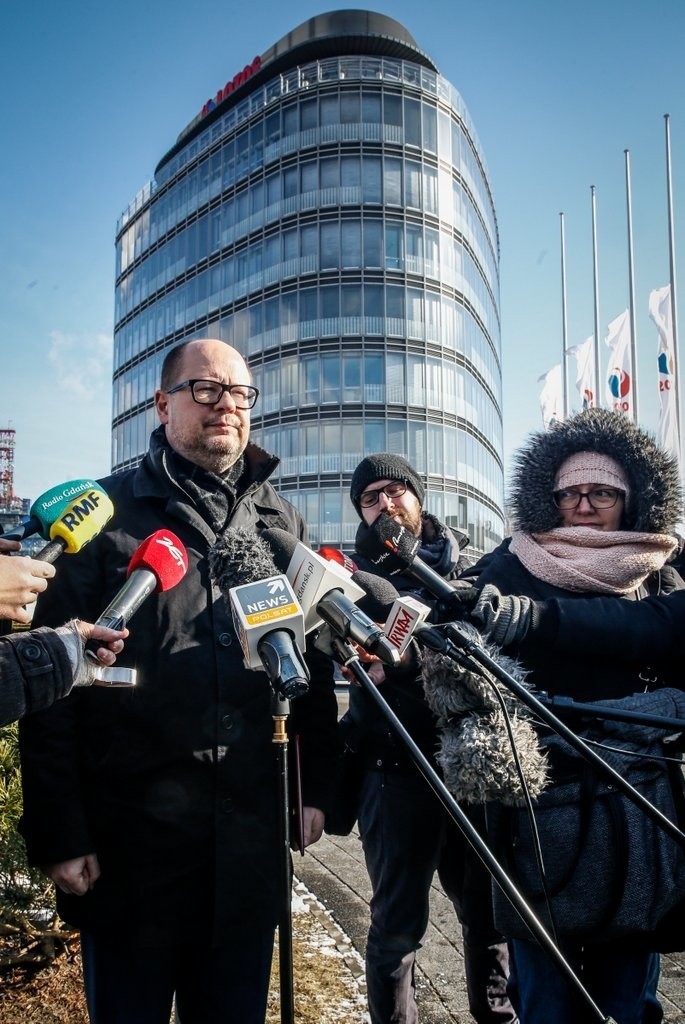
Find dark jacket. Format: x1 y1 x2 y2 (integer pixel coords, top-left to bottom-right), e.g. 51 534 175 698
0 628 73 726
519 588 685 668
464 410 685 945
469 539 684 701
19 434 337 948
348 514 471 767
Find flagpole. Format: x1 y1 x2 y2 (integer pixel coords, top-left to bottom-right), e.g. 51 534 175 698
624 150 639 422
664 114 681 452
591 185 601 406
560 212 569 417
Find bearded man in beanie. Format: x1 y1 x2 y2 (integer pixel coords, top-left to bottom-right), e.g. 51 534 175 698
338 453 517 1024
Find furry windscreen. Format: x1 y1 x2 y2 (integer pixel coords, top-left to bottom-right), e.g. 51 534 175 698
421 630 548 806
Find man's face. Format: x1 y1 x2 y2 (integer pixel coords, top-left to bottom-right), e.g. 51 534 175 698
359 478 422 536
155 340 252 474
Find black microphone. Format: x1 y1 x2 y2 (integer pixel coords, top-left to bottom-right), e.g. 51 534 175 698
208 527 309 700
354 513 478 615
261 529 400 667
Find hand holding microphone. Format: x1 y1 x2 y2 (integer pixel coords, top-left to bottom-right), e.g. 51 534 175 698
354 513 480 618
83 531 188 677
260 529 401 667
470 584 534 647
0 550 56 621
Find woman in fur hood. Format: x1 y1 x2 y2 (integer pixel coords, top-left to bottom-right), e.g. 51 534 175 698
465 408 684 1024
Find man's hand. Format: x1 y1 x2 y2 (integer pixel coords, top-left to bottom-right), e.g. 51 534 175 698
0 548 56 620
301 807 325 848
74 621 129 667
45 854 101 896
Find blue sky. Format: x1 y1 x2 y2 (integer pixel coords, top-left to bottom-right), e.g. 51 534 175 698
1 0 684 503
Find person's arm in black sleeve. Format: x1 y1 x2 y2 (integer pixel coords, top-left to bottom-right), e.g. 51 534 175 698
0 628 73 726
474 587 685 663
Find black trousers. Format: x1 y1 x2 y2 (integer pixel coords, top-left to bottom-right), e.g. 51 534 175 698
81 922 275 1024
357 767 517 1024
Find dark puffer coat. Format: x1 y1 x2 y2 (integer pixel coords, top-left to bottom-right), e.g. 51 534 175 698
510 407 682 534
19 436 337 949
466 411 685 946
0 628 74 726
469 408 684 700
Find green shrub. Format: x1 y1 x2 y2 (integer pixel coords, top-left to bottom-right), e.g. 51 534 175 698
0 723 54 923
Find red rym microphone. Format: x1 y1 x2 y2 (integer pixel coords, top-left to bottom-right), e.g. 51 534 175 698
84 530 188 661
2 478 101 542
37 488 114 563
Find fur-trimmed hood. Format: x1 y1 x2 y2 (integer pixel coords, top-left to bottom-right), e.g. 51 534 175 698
509 409 682 534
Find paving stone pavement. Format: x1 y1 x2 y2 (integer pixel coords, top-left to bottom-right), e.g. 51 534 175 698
296 830 685 1023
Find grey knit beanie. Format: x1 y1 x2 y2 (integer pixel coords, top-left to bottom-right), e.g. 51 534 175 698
350 453 425 516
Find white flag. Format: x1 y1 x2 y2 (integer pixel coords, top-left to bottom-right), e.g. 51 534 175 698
648 284 681 463
566 336 597 409
604 309 633 417
538 364 563 429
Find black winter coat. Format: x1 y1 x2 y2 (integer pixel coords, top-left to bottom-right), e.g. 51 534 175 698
468 539 684 701
19 440 337 948
349 519 471 767
0 628 73 726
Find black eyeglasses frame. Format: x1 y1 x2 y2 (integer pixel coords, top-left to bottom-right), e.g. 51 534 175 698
165 378 259 409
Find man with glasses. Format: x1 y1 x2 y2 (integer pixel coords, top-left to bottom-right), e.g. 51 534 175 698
342 453 517 1024
19 338 337 1024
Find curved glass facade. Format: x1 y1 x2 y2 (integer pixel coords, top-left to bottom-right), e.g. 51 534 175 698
113 12 504 554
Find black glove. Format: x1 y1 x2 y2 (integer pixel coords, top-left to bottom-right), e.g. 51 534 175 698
435 580 480 622
470 584 532 647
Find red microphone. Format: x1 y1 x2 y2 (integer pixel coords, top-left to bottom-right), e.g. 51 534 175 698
318 546 358 575
85 530 188 661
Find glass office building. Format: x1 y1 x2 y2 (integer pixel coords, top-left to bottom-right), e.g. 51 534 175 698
113 10 503 552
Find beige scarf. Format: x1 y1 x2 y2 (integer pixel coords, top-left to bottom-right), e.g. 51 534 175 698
509 527 677 594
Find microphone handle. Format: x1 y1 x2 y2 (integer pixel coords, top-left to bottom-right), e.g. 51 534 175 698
85 568 157 661
257 630 310 700
316 591 400 666
2 516 40 542
37 538 67 564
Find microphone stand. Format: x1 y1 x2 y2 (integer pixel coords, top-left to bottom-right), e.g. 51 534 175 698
271 688 295 1024
330 635 617 1024
426 622 685 848
537 693 685 733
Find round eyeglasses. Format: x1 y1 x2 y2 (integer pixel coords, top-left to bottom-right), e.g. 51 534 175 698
359 481 407 508
553 487 624 510
165 379 259 409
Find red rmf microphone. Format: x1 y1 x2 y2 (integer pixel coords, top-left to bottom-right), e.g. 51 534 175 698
85 530 188 661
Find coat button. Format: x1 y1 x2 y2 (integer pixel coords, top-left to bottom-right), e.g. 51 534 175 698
218 632 233 647
221 714 234 731
21 642 42 661
222 797 234 814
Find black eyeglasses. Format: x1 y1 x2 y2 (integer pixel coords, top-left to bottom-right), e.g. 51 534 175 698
553 487 624 510
165 379 259 409
359 481 407 508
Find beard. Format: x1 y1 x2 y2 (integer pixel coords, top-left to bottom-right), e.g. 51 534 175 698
389 505 422 537
170 421 247 475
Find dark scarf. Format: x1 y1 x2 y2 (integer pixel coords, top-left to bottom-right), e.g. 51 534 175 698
150 426 246 535
418 512 457 577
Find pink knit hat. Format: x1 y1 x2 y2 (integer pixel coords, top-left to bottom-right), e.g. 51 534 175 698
554 451 630 500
